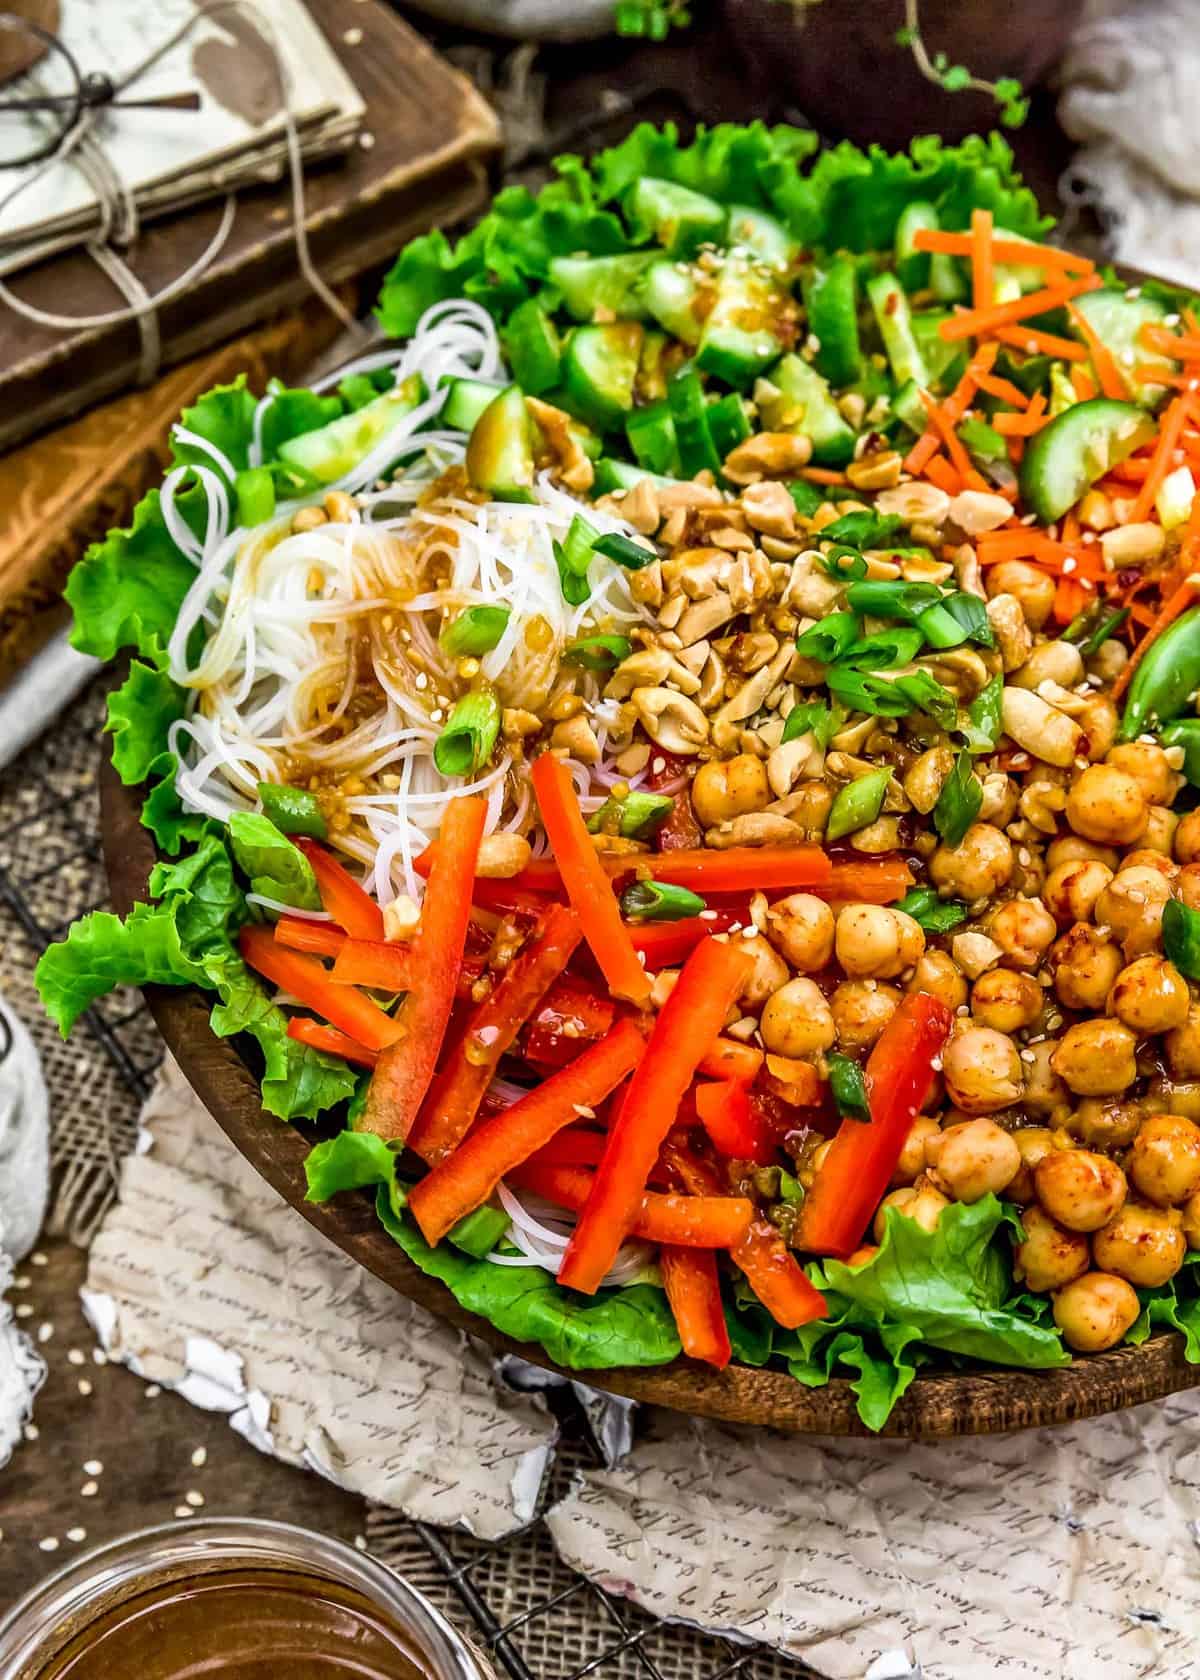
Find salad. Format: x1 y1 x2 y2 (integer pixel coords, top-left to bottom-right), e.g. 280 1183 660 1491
37 125 1200 1429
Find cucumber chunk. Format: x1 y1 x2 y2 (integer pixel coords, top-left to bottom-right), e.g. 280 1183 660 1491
549 253 655 321
277 376 424 484
1072 288 1179 406
561 322 644 431
503 299 562 396
802 257 863 387
726 203 799 271
895 200 938 293
627 176 727 258
758 353 856 467
441 376 507 434
697 257 787 386
641 259 704 345
867 273 930 389
465 385 537 503
1020 398 1156 523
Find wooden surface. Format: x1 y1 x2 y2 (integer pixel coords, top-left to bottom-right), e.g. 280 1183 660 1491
100 755 1200 1440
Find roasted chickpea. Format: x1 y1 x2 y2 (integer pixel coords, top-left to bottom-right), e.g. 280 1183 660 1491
906 950 968 1013
1065 763 1149 847
1167 1004 1200 1080
1151 1079 1200 1123
736 931 790 1007
891 1116 941 1187
925 1118 1021 1202
986 897 1057 968
760 976 836 1057
943 1026 1023 1114
1052 1272 1140 1352
1108 955 1190 1035
1093 1200 1186 1287
1034 1148 1127 1231
987 559 1055 628
1050 1019 1138 1097
1175 809 1200 866
763 892 835 972
1182 1192 1200 1249
1094 865 1171 957
1022 1040 1071 1124
1179 865 1200 912
1013 1205 1090 1293
929 823 1013 902
1077 693 1119 762
1043 859 1113 926
872 1178 949 1243
1007 1127 1057 1204
1050 924 1123 1012
1105 741 1178 808
1047 836 1120 872
1067 1097 1150 1151
691 753 770 827
1140 806 1179 857
834 904 924 979
1127 1114 1200 1207
971 968 1043 1033
1120 847 1179 880
830 980 900 1052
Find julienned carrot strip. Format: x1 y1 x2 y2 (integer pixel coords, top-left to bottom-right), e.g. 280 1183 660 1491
660 1246 732 1368
918 388 989 492
974 372 1030 409
911 228 1094 272
359 797 487 1142
558 937 754 1294
406 1017 645 1245
530 754 650 1006
295 841 385 941
274 917 348 959
1053 575 1088 627
825 856 915 903
510 1163 753 1252
922 453 962 494
287 1017 379 1070
1140 323 1200 361
1066 301 1130 401
970 208 994 311
239 926 405 1053
794 466 848 486
903 343 998 474
1185 306 1200 340
938 273 1099 342
420 843 845 901
1130 392 1194 524
992 392 1049 436
1071 364 1097 401
1111 577 1200 704
408 903 584 1165
992 324 1088 362
528 1129 608 1169
1133 365 1200 392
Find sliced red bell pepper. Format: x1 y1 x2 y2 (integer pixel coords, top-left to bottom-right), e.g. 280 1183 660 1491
527 1128 609 1169
414 842 839 900
359 797 487 1142
409 903 584 1165
821 857 914 904
644 754 702 851
696 1037 763 1084
521 979 616 1068
694 1079 777 1166
295 840 386 940
274 917 348 959
557 936 753 1294
331 937 414 991
628 913 738 969
530 753 650 1006
470 879 556 919
508 1161 752 1249
659 1245 732 1367
406 1017 645 1244
795 990 954 1258
287 1017 379 1070
239 925 404 1053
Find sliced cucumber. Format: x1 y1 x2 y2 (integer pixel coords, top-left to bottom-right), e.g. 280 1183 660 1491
625 400 680 476
867 272 929 389
757 353 856 467
441 376 507 434
911 311 968 394
705 391 751 460
929 252 968 302
503 299 561 396
667 364 722 476
1020 397 1156 523
890 378 928 436
591 457 678 497
637 329 671 403
561 322 644 431
895 200 937 293
465 385 536 503
802 258 863 387
277 375 424 484
1073 288 1179 406
627 176 727 258
726 203 799 272
640 259 704 345
697 257 785 386
1048 362 1079 418
549 253 654 321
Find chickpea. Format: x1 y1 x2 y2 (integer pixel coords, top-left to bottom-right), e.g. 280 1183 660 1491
1093 1200 1186 1287
891 1116 942 1186
1050 924 1123 1012
1105 741 1177 808
1168 1004 1200 1080
760 976 835 1057
1108 955 1190 1035
1047 836 1119 872
1067 1097 1150 1151
1050 1019 1138 1097
830 979 900 1052
1007 1127 1057 1204
1034 1148 1127 1231
764 893 835 972
971 969 1043 1033
943 1026 1023 1114
1140 806 1179 857
1176 809 1200 866
845 1244 879 1267
834 904 924 980
1052 1272 1141 1352
925 1118 1021 1203
1182 1191 1200 1249
906 949 968 1013
1013 1205 1090 1293
1043 859 1113 926
1120 848 1178 881
691 753 770 828
987 559 1055 628
736 932 790 1008
1179 865 1200 912
1127 1113 1200 1207
1065 764 1149 847
1077 693 1119 763
873 1178 949 1243
1021 1040 1070 1124
986 897 1057 968
1152 1079 1200 1123
1094 866 1171 957
929 823 1013 902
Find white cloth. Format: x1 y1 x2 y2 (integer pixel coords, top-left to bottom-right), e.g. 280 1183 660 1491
0 996 49 1469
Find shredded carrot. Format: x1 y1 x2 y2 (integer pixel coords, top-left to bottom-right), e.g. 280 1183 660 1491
1106 457 1154 484
977 526 1102 578
1053 576 1088 625
1112 576 1200 702
1066 301 1130 401
1071 364 1097 401
992 392 1049 436
911 228 1094 273
1140 323 1200 361
1007 436 1025 465
1133 364 1200 392
922 452 963 494
1185 306 1200 340
991 323 1088 362
903 341 998 475
917 389 988 491
794 465 848 485
1130 392 1193 523
970 208 994 311
974 372 1030 408
939 274 1099 343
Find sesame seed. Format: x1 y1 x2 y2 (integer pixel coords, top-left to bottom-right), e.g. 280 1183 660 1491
342 25 363 44
1165 313 1181 327
23 1424 39 1441
80 1482 98 1499
67 1350 85 1366
1020 1049 1036 1063
77 1380 93 1396
39 1537 59 1553
15 1304 32 1319
82 1460 103 1476
651 757 666 775
191 1447 207 1468
66 1528 86 1544
12 1275 30 1290
37 1323 53 1344
359 132 376 151
145 1385 162 1399
185 1490 205 1508
30 1251 47 1267
699 909 718 921
174 1507 192 1520
92 1350 107 1366
354 1535 368 1552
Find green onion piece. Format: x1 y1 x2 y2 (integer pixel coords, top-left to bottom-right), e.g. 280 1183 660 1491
819 546 869 581
933 751 983 847
896 887 968 934
796 612 861 664
915 603 970 650
826 668 913 717
961 673 1004 755
782 700 837 746
620 879 707 921
590 531 658 569
827 1052 871 1121
957 417 1007 463
562 511 599 572
440 605 511 659
448 1203 511 1259
826 766 893 841
563 634 633 671
894 670 959 730
1162 719 1200 788
433 690 501 778
235 466 276 528
1163 898 1200 981
821 510 904 548
837 626 925 670
1080 607 1130 658
940 591 995 649
553 539 591 607
257 781 328 840
788 479 824 518
777 1167 804 1205
846 580 943 622
587 790 674 840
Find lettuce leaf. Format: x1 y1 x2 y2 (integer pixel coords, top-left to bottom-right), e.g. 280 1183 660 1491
1128 1251 1200 1360
106 660 188 785
65 490 199 666
305 1129 408 1222
140 754 209 856
227 812 320 910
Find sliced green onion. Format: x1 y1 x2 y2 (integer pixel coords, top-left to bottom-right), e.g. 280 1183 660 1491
939 591 995 649
796 612 861 664
837 626 924 670
914 602 969 649
591 531 658 569
1162 719 1200 788
235 466 276 527
620 879 707 921
563 634 632 671
788 479 824 518
553 539 591 607
894 669 958 730
819 545 869 581
562 511 599 571
846 580 942 622
958 417 1007 463
440 605 511 659
827 1052 871 1121
433 690 501 778
782 699 838 746
257 782 327 840
960 673 1003 755
588 790 674 839
826 766 893 841
448 1203 511 1259
821 510 904 548
933 751 982 848
1163 898 1200 981
1080 606 1130 658
896 886 968 934
826 667 913 717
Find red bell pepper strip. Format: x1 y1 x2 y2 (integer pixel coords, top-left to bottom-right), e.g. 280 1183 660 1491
527 1128 609 1169
530 753 650 1006
795 991 954 1258
413 842 841 900
409 903 584 1165
521 979 616 1068
331 937 414 991
295 840 386 940
239 925 404 1053
507 1161 753 1249
659 1246 732 1367
628 913 738 969
359 797 487 1141
274 917 348 959
696 1037 763 1084
694 1079 777 1166
557 936 753 1294
822 857 914 904
406 1018 645 1244
287 1017 379 1070
469 879 556 919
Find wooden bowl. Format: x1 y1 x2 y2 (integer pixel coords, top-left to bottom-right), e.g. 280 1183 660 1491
100 756 1200 1437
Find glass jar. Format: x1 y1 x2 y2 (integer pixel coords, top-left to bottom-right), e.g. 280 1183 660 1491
0 1518 495 1680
